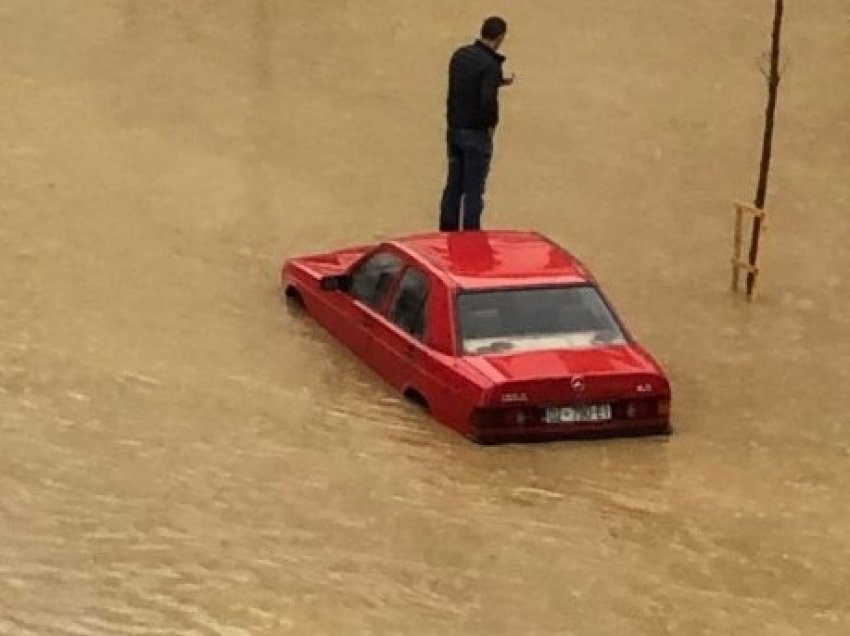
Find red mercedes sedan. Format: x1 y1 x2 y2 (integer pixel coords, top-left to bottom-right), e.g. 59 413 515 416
282 230 671 444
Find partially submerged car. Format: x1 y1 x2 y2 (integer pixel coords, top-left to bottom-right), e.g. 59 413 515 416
282 230 671 444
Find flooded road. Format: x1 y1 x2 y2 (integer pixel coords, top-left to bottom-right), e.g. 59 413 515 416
2 1 849 633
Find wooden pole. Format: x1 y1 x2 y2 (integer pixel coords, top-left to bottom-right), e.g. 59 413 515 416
746 0 784 298
732 204 743 291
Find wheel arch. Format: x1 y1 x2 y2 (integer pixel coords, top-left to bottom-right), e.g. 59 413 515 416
402 386 429 411
284 283 303 303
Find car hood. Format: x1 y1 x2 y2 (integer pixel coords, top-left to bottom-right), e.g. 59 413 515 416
287 246 370 277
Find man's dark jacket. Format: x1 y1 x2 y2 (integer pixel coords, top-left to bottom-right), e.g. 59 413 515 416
446 40 505 131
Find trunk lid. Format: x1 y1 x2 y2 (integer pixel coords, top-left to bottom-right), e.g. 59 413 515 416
463 344 669 405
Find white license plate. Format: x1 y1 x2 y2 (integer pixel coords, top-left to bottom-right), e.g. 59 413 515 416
544 404 612 424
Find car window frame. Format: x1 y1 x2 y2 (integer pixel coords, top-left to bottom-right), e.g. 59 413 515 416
386 266 430 342
347 249 405 313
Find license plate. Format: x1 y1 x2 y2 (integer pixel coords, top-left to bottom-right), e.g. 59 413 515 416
543 404 612 424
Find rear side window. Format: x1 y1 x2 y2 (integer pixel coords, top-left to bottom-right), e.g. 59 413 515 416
350 251 404 309
389 269 429 340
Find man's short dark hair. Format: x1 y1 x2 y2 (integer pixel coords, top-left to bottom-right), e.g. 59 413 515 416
480 16 507 40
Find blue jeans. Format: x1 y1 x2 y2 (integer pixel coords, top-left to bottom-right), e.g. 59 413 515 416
439 128 493 231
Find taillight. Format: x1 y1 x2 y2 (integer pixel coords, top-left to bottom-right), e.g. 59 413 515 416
618 397 671 419
472 407 537 428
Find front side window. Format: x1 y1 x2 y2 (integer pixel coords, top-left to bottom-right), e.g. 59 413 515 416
350 251 404 309
389 269 429 340
457 285 626 354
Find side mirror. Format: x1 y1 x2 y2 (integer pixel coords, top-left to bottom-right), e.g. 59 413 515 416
320 274 351 292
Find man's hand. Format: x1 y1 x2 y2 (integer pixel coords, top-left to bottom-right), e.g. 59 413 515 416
501 72 516 86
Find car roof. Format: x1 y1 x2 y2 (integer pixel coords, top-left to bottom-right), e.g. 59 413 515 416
389 230 594 289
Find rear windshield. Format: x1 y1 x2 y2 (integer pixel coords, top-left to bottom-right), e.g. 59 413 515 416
457 285 627 355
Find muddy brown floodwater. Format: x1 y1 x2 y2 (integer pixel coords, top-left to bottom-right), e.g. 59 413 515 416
1 1 849 634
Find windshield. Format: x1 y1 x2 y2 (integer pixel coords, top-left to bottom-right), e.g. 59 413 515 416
457 285 627 355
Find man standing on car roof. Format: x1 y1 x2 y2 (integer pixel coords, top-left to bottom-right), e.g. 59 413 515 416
439 16 514 232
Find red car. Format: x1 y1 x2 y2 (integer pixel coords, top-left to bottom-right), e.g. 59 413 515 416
282 230 671 444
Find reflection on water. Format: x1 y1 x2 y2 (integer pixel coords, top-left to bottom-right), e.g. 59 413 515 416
1 0 849 634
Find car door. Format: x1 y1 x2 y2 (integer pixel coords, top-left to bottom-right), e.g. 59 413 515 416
367 266 435 395
340 250 405 363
